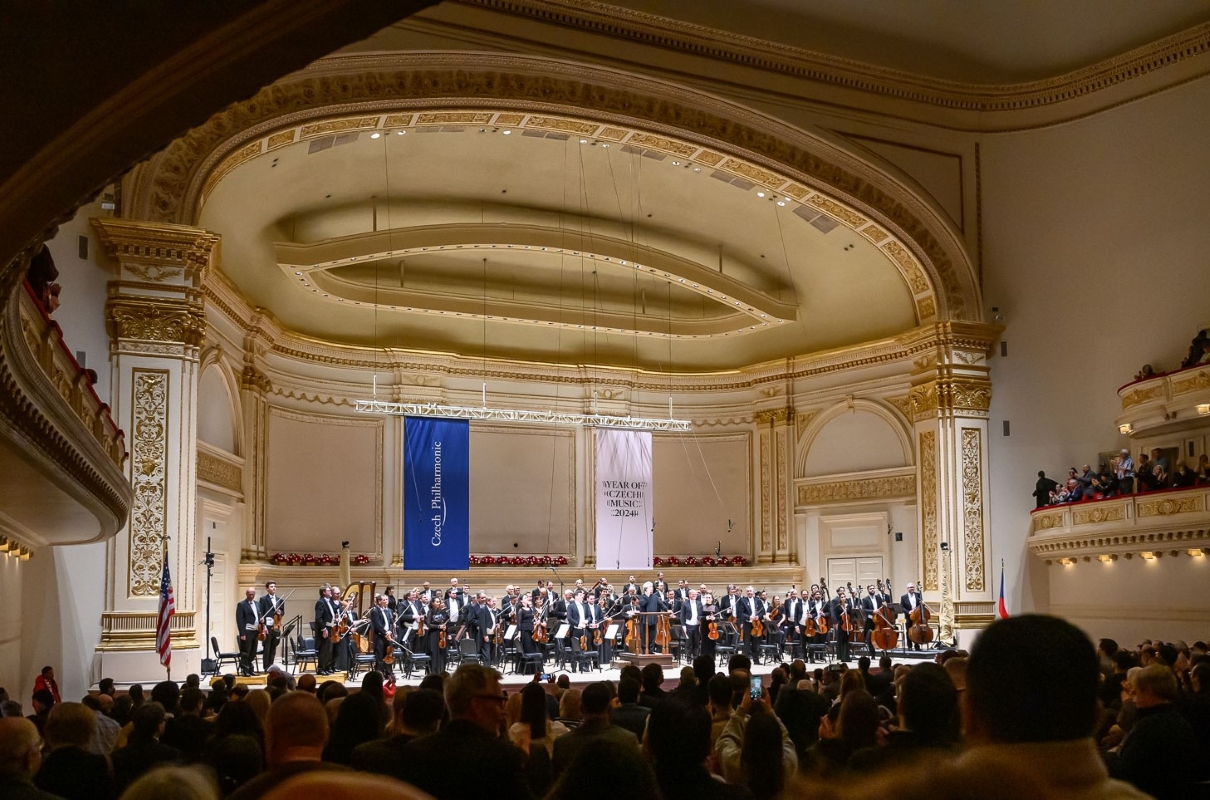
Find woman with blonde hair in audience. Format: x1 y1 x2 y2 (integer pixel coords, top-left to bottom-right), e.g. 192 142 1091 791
558 688 583 728
120 765 219 800
243 689 270 727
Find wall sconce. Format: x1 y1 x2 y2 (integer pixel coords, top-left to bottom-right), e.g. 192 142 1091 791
1097 554 1117 563
1197 404 1210 416
18 547 29 561
1140 551 1156 561
1189 548 1208 558
1118 423 1132 434
1058 557 1075 566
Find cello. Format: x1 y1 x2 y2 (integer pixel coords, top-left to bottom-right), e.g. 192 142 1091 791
815 579 830 636
907 578 934 647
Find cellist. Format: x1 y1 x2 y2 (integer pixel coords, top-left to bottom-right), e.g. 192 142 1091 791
861 583 889 657
901 582 923 651
830 585 854 662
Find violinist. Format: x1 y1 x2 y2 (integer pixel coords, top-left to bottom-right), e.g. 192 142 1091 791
258 581 284 672
425 596 450 673
594 593 614 664
236 587 259 677
514 592 538 657
419 580 434 608
398 589 424 649
831 585 854 662
678 588 705 659
370 593 396 676
901 582 922 651
653 571 669 596
332 588 357 674
700 589 719 659
471 592 494 666
566 589 592 671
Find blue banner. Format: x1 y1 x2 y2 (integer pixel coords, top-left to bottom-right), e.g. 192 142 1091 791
404 417 470 571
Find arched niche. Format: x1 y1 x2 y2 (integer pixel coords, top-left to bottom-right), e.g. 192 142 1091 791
800 400 911 477
197 357 241 456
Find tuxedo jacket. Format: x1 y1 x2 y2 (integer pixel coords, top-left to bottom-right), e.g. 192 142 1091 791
314 597 336 632
736 596 765 624
258 594 284 629
370 606 395 637
678 598 705 625
236 599 259 634
566 601 592 629
901 592 922 616
783 599 803 627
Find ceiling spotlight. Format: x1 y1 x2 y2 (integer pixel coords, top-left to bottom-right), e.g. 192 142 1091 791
579 139 588 144
693 167 701 172
370 132 381 139
757 192 765 198
395 130 405 135
671 161 680 166
294 272 302 275
502 130 511 135
602 143 609 148
777 200 786 206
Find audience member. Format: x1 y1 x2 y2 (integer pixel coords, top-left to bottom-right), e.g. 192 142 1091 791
162 687 213 762
0 717 55 800
81 693 120 755
850 663 958 772
34 701 114 800
551 682 638 778
645 697 752 800
714 684 797 790
120 764 219 800
229 692 343 800
112 701 180 793
350 688 443 780
509 682 568 755
1105 663 1202 799
958 614 1149 799
396 664 534 800
31 667 60 706
609 677 649 740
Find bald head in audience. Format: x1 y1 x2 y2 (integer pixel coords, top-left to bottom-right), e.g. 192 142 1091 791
265 691 329 767
0 717 42 780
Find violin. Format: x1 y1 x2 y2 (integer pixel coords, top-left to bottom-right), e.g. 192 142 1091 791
438 624 446 650
750 612 765 638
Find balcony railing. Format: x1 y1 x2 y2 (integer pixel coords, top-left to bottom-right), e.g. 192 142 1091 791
1029 485 1209 564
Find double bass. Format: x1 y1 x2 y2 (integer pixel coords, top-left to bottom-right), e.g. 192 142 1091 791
907 578 934 646
871 578 899 652
846 582 865 644
654 608 673 652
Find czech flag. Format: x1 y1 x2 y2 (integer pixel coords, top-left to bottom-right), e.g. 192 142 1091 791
996 562 1009 619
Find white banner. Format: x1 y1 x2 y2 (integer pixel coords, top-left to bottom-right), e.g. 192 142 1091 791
595 428 654 570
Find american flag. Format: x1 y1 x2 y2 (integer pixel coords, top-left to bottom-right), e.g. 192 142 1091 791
156 558 175 668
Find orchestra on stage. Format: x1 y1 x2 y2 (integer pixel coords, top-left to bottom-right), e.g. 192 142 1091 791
237 574 935 680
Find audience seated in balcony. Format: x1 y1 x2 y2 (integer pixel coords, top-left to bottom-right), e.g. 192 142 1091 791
1181 329 1208 369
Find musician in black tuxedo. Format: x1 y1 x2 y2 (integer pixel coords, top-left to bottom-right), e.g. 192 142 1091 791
236 588 260 676
830 587 855 662
806 589 829 646
384 585 398 614
514 593 538 656
735 586 767 662
719 585 739 622
901 582 924 651
419 581 435 608
550 590 570 644
398 589 423 649
370 593 396 675
258 581 284 671
445 590 467 634
861 584 890 657
591 594 612 664
639 583 668 654
566 590 590 640
622 576 640 597
653 572 669 597
472 592 494 665
678 589 705 660
314 584 338 675
782 588 804 658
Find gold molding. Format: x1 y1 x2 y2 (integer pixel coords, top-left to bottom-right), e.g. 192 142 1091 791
456 0 1210 118
759 430 772 552
92 218 219 282
754 407 793 425
1171 370 1210 395
107 299 206 348
197 447 243 494
960 428 985 592
97 611 198 652
797 474 916 505
776 427 788 551
129 370 169 597
1121 384 1165 409
1137 496 1204 517
910 376 992 419
1073 504 1126 525
920 431 938 592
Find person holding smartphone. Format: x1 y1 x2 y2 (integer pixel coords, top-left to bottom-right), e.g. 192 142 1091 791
714 673 799 789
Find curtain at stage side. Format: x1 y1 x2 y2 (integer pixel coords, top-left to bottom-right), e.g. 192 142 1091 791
595 428 653 570
404 417 470 571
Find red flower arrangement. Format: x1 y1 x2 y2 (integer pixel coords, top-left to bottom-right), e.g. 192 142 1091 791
652 556 664 567
701 556 716 566
685 556 700 566
270 551 371 566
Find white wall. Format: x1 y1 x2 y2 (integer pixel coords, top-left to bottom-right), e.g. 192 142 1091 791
981 74 1210 634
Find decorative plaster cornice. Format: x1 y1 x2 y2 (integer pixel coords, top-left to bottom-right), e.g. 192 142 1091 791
796 471 916 506
452 0 1210 118
129 51 978 323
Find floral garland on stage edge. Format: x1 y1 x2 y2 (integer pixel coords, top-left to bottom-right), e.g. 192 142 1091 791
471 555 569 567
467 554 748 567
271 552 371 566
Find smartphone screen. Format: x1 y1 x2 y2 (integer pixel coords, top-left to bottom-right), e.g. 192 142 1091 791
750 675 762 700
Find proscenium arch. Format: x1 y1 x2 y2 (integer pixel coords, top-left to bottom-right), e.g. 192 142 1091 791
796 398 914 478
124 51 981 324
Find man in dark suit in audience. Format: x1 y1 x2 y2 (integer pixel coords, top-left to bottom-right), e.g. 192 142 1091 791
350 688 444 779
552 681 639 779
397 665 533 800
609 677 651 740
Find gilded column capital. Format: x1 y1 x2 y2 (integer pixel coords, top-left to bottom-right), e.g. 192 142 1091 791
240 365 272 394
92 218 219 285
909 375 992 419
106 298 206 348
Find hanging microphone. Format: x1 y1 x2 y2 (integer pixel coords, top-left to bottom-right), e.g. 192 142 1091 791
715 540 722 558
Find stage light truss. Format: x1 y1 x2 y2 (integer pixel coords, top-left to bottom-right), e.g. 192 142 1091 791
355 399 692 431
